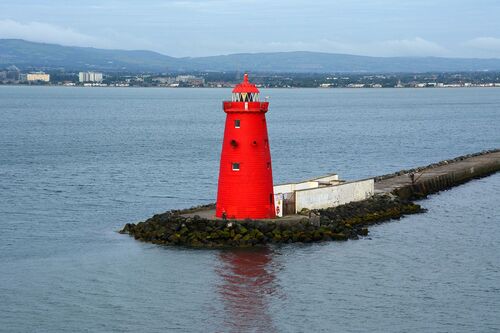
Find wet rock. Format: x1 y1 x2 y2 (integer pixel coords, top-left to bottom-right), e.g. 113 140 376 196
120 193 424 248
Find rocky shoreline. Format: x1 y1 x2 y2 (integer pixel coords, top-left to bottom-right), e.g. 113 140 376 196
120 194 423 248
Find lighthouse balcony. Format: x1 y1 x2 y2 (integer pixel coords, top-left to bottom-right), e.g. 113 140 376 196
223 101 269 113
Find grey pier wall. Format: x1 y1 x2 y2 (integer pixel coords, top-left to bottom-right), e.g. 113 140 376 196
374 150 500 200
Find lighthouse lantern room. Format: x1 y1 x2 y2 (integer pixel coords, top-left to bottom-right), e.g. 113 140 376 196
216 74 276 219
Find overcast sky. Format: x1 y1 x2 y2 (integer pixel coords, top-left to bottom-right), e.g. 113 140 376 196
1 0 500 58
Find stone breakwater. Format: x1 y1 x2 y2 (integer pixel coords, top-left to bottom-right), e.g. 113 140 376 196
374 149 500 182
120 194 422 247
374 149 500 200
120 150 500 248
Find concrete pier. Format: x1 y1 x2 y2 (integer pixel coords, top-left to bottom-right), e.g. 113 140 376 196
184 150 500 220
121 149 500 247
375 150 500 199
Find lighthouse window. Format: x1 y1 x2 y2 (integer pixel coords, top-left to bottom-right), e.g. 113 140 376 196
232 163 240 171
233 92 259 102
237 93 246 102
234 93 253 102
234 119 240 128
267 162 271 169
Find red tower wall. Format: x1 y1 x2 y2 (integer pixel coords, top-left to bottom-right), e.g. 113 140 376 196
216 101 275 219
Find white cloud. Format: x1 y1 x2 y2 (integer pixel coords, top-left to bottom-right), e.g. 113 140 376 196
0 19 106 48
462 37 500 53
370 37 449 57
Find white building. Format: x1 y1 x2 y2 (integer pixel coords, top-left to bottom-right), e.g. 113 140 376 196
175 75 196 82
26 72 50 82
273 174 374 215
152 76 176 85
79 72 103 83
175 75 205 85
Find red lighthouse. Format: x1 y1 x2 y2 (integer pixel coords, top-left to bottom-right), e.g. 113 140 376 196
216 74 275 219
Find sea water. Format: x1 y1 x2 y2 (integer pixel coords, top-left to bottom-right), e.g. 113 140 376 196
0 86 499 332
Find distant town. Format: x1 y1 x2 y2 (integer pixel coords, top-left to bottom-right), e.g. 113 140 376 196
1 65 500 88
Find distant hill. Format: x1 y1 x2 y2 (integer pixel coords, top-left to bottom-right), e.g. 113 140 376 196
2 39 500 73
186 51 500 73
0 39 180 72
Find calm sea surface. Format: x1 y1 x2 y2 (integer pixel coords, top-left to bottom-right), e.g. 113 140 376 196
0 86 499 332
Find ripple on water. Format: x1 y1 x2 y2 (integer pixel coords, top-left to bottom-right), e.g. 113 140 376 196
0 87 499 332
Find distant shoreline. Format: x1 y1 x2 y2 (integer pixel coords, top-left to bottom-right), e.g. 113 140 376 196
1 84 500 89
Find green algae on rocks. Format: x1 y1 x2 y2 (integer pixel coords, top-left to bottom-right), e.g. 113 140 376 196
119 194 423 248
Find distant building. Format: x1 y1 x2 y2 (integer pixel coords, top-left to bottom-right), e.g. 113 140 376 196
79 72 103 83
175 75 205 86
152 76 176 85
27 72 50 82
175 75 196 82
6 65 20 81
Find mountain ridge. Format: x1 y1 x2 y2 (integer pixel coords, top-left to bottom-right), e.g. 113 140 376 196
2 39 500 73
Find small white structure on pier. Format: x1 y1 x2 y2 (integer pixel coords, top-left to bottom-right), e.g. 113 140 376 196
273 174 374 215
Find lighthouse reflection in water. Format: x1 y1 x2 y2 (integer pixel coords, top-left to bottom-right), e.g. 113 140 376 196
216 248 280 331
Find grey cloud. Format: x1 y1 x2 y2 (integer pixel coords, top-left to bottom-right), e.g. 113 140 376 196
0 19 107 48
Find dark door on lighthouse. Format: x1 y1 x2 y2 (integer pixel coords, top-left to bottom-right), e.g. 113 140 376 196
282 192 296 215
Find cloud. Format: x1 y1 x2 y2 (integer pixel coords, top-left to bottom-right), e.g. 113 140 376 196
371 37 449 57
463 37 500 53
1 18 494 59
0 19 106 48
160 0 257 9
